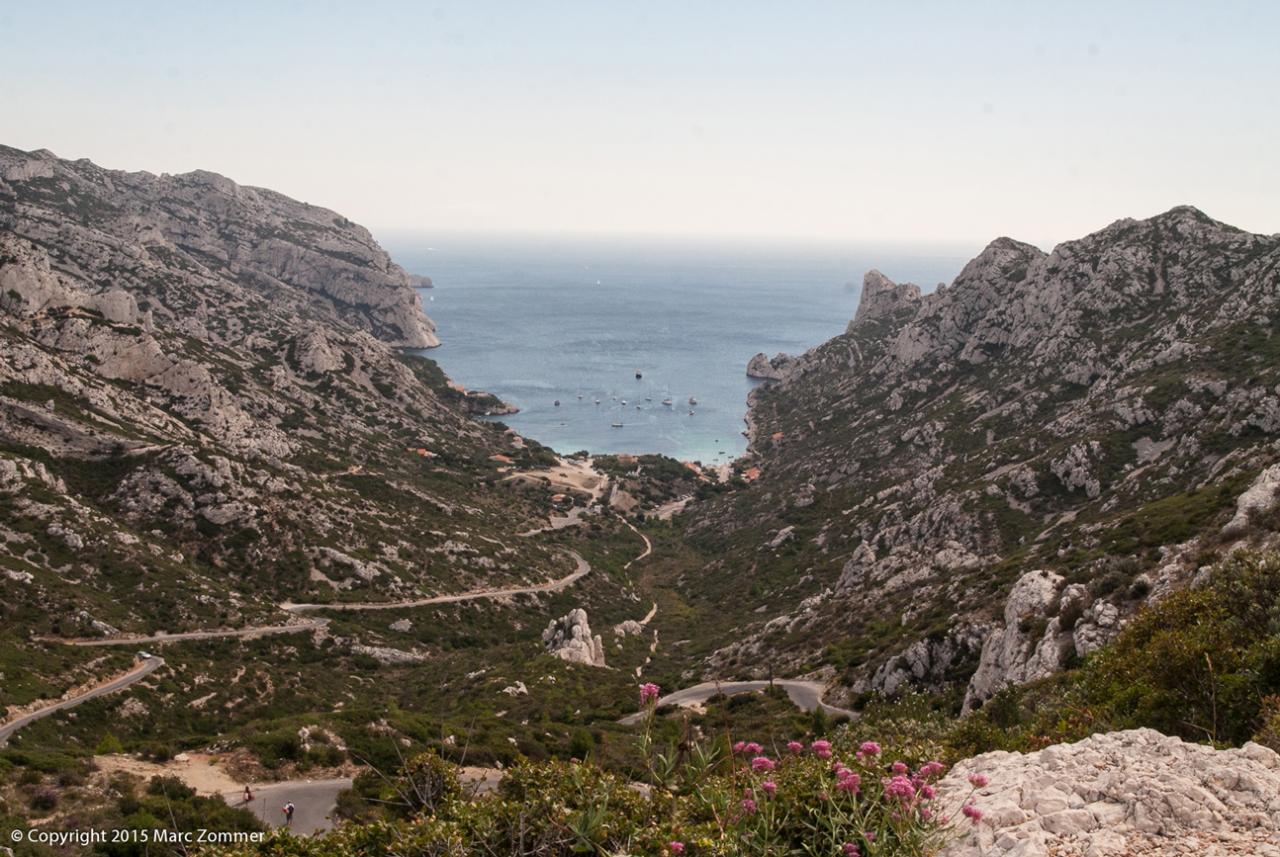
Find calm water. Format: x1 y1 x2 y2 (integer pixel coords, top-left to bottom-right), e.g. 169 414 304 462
385 234 972 463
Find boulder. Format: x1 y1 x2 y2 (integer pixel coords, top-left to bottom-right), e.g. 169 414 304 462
542 609 606 667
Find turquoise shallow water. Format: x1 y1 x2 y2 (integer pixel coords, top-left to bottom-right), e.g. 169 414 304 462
385 234 972 463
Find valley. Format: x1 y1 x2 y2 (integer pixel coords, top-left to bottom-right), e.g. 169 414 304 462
3 143 1280 856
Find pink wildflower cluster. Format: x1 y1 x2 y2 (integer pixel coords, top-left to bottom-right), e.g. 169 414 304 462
668 842 684 855
732 740 764 755
810 739 833 759
831 762 861 794
639 683 661 706
751 755 776 772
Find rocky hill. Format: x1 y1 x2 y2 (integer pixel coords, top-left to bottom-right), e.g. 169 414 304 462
682 206 1280 708
0 145 566 649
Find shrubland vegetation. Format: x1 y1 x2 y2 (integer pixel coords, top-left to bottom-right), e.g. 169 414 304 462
195 549 1280 856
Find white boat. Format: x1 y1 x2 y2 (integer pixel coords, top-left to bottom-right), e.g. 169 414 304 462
688 396 698 406
662 397 673 406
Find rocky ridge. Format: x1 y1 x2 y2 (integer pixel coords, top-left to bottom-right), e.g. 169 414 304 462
0 145 564 643
683 206 1280 704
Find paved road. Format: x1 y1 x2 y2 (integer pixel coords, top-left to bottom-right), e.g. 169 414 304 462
620 679 856 725
0 656 164 744
281 551 589 614
34 620 328 647
224 778 352 836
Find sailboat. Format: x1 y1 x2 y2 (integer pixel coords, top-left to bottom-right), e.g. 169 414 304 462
661 385 673 407
610 403 624 428
688 396 698 406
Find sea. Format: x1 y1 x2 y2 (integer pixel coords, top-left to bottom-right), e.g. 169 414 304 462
385 234 974 464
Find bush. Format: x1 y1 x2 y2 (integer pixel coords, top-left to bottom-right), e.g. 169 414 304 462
29 786 58 812
952 550 1280 754
1081 550 1280 744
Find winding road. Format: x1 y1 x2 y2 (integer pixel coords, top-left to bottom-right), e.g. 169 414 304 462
619 679 856 726
33 620 328 648
281 551 589 614
0 656 165 745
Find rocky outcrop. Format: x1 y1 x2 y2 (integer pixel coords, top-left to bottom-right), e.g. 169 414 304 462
847 269 922 331
1223 463 1280 537
542 609 606 667
962 569 1128 711
941 729 1280 857
747 352 797 381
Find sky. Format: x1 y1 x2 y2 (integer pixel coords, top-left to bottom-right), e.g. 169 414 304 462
1 1 1276 246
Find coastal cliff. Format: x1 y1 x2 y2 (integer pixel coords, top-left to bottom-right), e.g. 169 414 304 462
0 145 563 647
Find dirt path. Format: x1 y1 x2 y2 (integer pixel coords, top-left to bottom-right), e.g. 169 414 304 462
620 518 651 570
0 657 164 744
619 679 856 726
518 505 592 536
34 619 328 648
502 457 609 501
281 551 589 614
654 494 694 520
95 752 246 793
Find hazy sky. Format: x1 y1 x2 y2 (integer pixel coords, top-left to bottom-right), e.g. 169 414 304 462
1 1 1276 245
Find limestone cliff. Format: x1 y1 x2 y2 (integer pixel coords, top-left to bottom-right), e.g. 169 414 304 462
0 145 564 643
682 206 1280 705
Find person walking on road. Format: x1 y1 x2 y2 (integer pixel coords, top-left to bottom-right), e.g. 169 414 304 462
282 801 295 825
243 785 253 804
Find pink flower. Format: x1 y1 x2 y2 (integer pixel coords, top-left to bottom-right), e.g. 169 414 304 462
891 761 909 775
962 803 983 825
751 756 775 772
919 760 946 778
857 741 881 758
810 739 833 759
744 741 763 755
842 845 860 857
741 797 757 813
668 844 684 855
865 831 876 842
884 774 915 801
919 784 936 800
732 741 746 754
761 780 777 796
639 683 661 705
787 740 804 754
920 806 933 820
836 772 860 794
968 773 989 788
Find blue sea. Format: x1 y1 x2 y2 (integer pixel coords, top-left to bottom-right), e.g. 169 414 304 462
385 234 973 464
